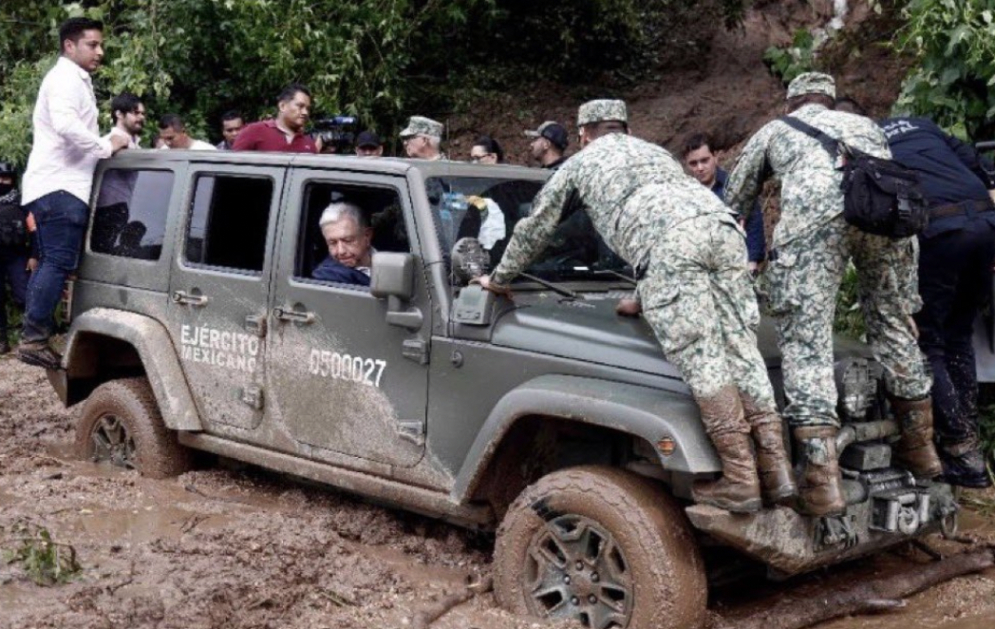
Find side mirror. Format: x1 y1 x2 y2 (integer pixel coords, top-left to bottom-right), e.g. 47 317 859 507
370 252 415 300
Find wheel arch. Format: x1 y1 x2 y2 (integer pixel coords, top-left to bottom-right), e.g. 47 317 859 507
52 308 202 431
452 375 721 506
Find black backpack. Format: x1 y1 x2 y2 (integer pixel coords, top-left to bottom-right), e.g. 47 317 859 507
780 116 929 239
0 201 27 249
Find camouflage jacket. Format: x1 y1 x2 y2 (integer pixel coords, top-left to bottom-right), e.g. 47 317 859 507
491 133 732 285
724 104 891 249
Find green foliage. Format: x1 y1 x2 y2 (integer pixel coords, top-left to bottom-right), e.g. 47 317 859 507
763 29 817 84
980 396 995 480
0 0 749 161
833 264 866 339
895 0 995 140
1 522 82 586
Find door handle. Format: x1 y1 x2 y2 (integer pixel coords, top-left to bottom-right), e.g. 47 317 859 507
274 306 315 324
172 290 209 306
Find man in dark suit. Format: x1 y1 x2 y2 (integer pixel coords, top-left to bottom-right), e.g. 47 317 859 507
312 202 374 287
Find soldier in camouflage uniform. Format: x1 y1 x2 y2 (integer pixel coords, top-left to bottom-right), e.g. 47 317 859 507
725 73 942 516
400 116 447 161
478 100 796 513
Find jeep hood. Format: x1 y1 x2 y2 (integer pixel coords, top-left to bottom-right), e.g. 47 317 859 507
489 295 871 376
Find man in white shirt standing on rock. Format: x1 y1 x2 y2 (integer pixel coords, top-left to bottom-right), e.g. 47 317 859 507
18 17 130 369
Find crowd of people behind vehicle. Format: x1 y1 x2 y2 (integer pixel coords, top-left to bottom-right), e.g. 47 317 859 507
2 17 993 519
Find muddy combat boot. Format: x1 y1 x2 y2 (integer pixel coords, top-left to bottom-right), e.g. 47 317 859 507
742 401 797 505
890 397 943 479
939 436 992 489
793 426 846 516
692 386 763 513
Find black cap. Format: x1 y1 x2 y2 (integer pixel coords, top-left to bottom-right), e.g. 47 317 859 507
0 162 16 177
524 121 569 151
355 130 382 148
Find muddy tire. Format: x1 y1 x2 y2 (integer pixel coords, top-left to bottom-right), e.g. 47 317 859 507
494 465 707 629
76 377 193 479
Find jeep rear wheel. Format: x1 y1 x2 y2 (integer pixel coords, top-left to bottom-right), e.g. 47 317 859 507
76 377 193 479
494 466 706 629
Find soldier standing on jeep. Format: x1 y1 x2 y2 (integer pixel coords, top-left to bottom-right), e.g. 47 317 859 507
725 72 943 515
17 17 131 369
0 162 34 355
479 99 796 513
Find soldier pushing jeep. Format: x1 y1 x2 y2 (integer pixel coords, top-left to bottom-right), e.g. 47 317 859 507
479 99 796 513
725 72 943 515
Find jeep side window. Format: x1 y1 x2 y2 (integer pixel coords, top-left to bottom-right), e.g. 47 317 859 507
91 169 174 261
185 175 273 273
293 182 409 287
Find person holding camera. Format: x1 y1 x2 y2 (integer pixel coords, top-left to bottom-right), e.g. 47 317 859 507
233 84 317 153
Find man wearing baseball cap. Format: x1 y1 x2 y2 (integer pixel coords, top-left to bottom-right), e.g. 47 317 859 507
524 121 569 170
354 130 384 157
399 115 445 160
726 72 941 516
478 99 794 514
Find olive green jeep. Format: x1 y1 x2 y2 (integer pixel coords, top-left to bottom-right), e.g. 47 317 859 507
48 149 958 629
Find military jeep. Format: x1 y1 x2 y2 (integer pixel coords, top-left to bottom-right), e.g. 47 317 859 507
49 149 958 629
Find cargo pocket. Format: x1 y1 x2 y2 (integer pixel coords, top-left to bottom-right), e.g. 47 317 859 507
641 282 705 354
761 250 800 316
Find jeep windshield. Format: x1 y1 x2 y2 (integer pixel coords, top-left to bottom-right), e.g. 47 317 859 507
425 175 632 284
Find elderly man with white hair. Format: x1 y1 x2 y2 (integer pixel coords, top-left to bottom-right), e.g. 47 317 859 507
400 116 445 160
312 202 374 286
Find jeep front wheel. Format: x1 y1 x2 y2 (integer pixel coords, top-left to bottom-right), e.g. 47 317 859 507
494 465 706 629
76 377 193 479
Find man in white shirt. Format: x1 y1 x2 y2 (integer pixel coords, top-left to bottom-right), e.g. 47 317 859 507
157 114 216 151
18 17 130 369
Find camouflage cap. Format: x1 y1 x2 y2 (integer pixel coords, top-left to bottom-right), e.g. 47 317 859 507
399 115 443 139
785 72 836 100
577 100 628 126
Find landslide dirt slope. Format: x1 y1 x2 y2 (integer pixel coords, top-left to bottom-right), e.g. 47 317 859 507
448 0 910 170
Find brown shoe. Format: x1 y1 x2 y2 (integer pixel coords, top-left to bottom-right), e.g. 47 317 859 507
692 386 762 513
793 426 846 516
17 341 63 370
890 397 943 479
742 400 797 505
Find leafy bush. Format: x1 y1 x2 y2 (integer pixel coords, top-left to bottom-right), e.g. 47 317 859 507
764 29 818 83
0 0 749 160
894 0 995 140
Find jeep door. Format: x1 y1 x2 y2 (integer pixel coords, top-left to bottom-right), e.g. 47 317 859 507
265 169 428 467
167 164 285 433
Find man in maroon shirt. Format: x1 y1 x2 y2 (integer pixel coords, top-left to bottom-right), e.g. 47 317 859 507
233 83 317 153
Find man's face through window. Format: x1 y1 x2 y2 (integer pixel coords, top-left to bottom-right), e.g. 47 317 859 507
222 118 244 145
684 145 718 188
322 216 372 268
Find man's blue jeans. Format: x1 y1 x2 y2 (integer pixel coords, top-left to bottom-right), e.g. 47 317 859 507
21 191 88 344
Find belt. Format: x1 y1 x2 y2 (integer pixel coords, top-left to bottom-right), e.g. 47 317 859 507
929 199 994 220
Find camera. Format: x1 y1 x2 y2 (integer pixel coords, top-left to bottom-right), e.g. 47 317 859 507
312 115 357 154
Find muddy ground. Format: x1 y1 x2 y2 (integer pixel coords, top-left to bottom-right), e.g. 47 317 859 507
1 356 994 629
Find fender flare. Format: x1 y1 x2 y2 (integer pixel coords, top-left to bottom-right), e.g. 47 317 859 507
451 374 721 502
59 308 202 431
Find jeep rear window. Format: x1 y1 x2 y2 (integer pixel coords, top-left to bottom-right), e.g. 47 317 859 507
185 175 273 273
425 176 628 282
91 169 174 260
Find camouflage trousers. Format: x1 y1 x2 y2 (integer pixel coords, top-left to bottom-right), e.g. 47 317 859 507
763 216 932 428
640 213 778 412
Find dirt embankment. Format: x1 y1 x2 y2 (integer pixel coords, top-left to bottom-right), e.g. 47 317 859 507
448 0 911 170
